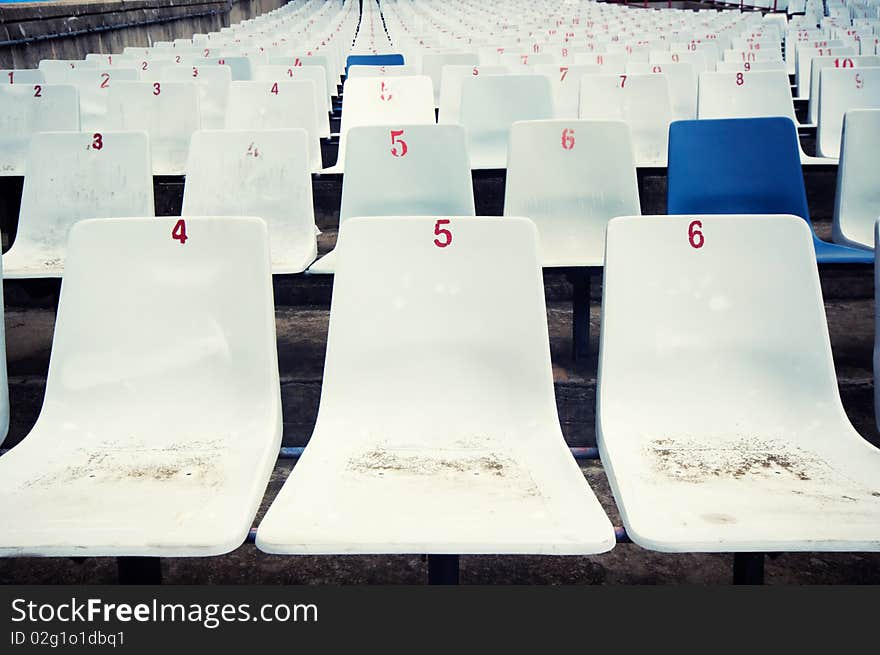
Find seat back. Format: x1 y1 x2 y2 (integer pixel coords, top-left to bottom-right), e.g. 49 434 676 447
66 68 139 131
817 66 880 158
697 70 797 123
535 64 600 119
807 55 880 123
625 62 697 120
421 53 479 105
160 64 232 130
437 64 507 124
345 53 405 76
832 109 880 249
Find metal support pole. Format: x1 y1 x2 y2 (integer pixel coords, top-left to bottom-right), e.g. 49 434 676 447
117 557 162 585
733 553 765 585
427 555 460 585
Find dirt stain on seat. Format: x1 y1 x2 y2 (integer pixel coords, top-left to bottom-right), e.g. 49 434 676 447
350 447 508 477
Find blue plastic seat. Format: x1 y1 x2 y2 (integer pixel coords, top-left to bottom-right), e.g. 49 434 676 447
345 54 405 76
667 117 872 264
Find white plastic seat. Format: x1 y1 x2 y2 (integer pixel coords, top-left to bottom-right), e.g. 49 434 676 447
459 74 553 169
257 216 615 555
0 216 281 557
106 81 200 175
806 56 880 125
224 80 322 172
697 70 798 124
5 131 153 278
832 110 880 250
573 52 628 73
38 59 97 83
504 119 640 267
715 60 787 73
795 45 856 98
198 56 255 81
650 50 709 75
599 214 880 552
626 62 697 120
817 67 880 159
332 75 435 172
579 73 671 167
499 52 556 69
160 64 232 130
66 68 139 131
268 54 336 97
0 84 80 176
535 64 600 119
309 124 474 275
421 53 479 105
1 69 44 85
437 64 508 124
182 129 317 273
254 65 330 138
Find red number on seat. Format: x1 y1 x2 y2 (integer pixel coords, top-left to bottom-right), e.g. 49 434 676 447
856 73 864 89
472 66 479 76
671 53 680 62
92 133 103 150
520 54 529 65
7 71 13 84
434 219 452 248
33 84 41 98
172 219 188 245
561 128 575 150
390 129 407 157
153 82 161 96
736 72 744 86
380 81 392 101
559 66 569 81
619 74 627 88
744 62 751 71
835 58 854 68
246 142 260 157
294 58 302 67
100 72 109 89
287 68 294 77
141 61 148 71
192 67 199 78
175 55 181 64
688 220 704 249
271 82 279 95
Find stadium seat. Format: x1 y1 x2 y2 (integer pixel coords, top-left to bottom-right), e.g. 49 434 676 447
806 56 880 125
715 61 787 73
5 131 154 278
421 53 479 106
579 73 671 167
832 110 880 250
254 65 330 138
160 64 232 131
0 216 281 557
309 124 474 274
346 64 420 79
199 56 255 81
504 120 640 267
106 80 200 175
817 67 880 159
796 45 856 98
0 84 80 176
345 53 405 76
257 216 616 555
1 69 44 85
536 64 600 119
332 75 435 172
437 64 507 124
38 59 97 82
182 129 317 274
697 71 799 125
599 214 880 553
667 117 872 264
459 74 553 169
67 68 139 131
224 80 322 172
625 62 697 121
269 54 337 98
574 52 628 73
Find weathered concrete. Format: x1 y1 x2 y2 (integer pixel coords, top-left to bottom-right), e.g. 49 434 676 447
0 0 290 69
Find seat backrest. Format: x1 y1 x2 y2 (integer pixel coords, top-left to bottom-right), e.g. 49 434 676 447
832 109 880 249
795 44 855 94
0 84 80 175
817 66 880 158
625 62 697 120
253 65 329 137
504 119 640 267
340 124 474 224
224 80 322 171
66 68 139 131
599 214 843 438
535 64 600 119
337 75 435 167
697 70 797 123
421 53 479 105
160 64 232 130
667 117 810 221
41 216 279 439
13 131 153 271
38 59 98 83
198 56 255 81
182 128 317 273
345 53 405 76
715 60 787 73
437 64 508 124
807 55 880 123
106 80 200 174
269 54 335 97
1 69 44 85
320 216 558 441
649 50 709 75
459 74 553 169
579 73 672 166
